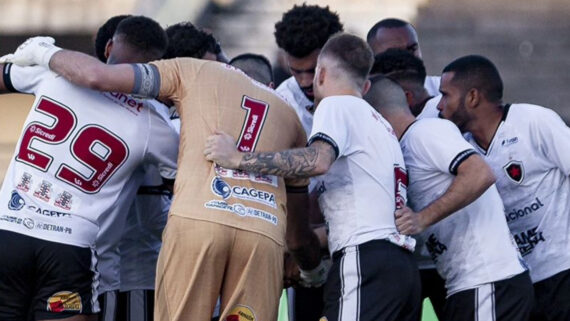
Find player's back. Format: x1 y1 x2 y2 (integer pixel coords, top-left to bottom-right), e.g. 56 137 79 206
152 58 307 245
0 64 178 248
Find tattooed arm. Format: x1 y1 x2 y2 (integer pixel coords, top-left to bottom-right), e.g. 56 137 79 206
204 131 336 178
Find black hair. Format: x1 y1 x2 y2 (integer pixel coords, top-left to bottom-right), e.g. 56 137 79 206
371 48 426 85
442 55 503 102
321 33 373 85
114 16 168 57
366 18 412 43
229 53 274 85
365 74 409 113
94 14 131 62
163 22 221 59
274 4 343 58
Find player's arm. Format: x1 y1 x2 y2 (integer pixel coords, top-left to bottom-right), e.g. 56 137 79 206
204 131 336 178
0 64 6 92
285 189 321 270
396 153 495 235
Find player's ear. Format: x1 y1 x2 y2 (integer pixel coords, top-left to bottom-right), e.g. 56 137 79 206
361 79 371 96
104 39 113 62
316 66 326 86
466 88 480 109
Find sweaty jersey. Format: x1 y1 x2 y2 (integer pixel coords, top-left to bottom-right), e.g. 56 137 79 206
0 64 178 248
276 76 314 137
466 103 570 282
309 95 415 254
402 118 525 295
150 58 308 246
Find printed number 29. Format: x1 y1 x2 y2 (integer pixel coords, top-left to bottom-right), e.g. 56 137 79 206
236 96 269 152
16 96 128 193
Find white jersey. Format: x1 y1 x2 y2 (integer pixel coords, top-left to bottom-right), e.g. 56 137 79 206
424 75 441 97
0 64 178 248
402 118 525 295
417 95 441 120
276 76 314 137
466 103 570 282
309 95 415 254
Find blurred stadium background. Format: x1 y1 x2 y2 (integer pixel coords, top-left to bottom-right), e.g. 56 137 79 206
0 1 568 320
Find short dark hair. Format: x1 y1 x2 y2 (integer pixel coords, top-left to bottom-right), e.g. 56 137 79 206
274 4 343 58
442 55 503 102
371 48 426 85
364 74 409 113
366 18 411 43
321 33 373 85
229 53 274 85
163 22 221 59
94 14 131 62
114 16 168 57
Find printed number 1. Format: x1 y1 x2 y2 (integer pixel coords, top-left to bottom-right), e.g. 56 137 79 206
236 96 269 152
16 96 128 193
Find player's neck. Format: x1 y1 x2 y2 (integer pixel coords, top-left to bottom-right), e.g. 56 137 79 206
470 103 503 150
384 111 415 141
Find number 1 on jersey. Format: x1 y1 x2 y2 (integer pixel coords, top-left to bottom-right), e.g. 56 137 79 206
236 96 269 152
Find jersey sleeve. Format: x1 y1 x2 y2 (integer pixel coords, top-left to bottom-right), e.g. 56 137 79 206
3 63 48 94
144 110 179 180
150 58 200 107
410 119 477 175
531 107 570 176
307 98 350 159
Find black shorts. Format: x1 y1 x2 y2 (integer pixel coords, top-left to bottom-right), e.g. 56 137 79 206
322 239 421 321
419 268 446 320
531 268 570 321
99 289 155 321
444 271 534 321
0 229 99 320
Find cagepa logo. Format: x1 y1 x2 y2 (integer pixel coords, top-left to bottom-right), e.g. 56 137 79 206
8 190 25 211
212 177 231 199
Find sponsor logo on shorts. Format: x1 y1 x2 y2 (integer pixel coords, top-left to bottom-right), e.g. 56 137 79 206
47 291 82 313
425 233 447 263
506 197 544 222
211 177 277 208
514 226 545 256
226 305 256 321
33 180 52 202
204 200 278 225
8 190 25 211
54 191 73 211
16 172 32 192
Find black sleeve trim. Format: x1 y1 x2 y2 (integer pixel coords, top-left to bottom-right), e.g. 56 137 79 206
449 149 477 175
308 132 339 159
285 185 309 194
3 63 17 93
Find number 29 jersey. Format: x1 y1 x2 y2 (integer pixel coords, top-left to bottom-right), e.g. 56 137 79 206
0 64 178 248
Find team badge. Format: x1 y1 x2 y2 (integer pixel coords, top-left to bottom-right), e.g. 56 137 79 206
46 291 82 313
212 177 231 199
503 161 524 184
8 190 25 211
226 305 256 321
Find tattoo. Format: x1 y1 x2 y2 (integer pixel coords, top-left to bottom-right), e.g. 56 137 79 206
239 141 336 178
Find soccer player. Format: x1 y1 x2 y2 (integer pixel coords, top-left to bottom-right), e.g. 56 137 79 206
366 18 440 96
0 27 178 321
3 33 324 320
93 14 131 62
365 75 534 321
274 3 343 136
163 21 228 63
229 53 275 88
204 33 421 321
437 54 570 321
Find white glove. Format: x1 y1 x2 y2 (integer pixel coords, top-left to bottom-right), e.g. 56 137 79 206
0 36 61 68
299 258 331 288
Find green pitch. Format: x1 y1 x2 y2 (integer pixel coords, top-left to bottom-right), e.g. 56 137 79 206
277 291 439 321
